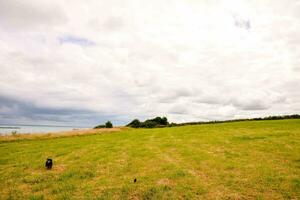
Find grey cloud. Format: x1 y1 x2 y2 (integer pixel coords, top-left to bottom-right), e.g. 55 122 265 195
194 95 223 105
294 67 300 72
158 87 194 103
194 97 270 111
89 17 124 32
0 95 117 126
231 99 270 111
193 90 288 111
0 0 67 30
233 15 251 30
168 103 190 115
103 17 124 31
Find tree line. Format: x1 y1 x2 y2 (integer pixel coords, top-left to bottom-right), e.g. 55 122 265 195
126 114 300 129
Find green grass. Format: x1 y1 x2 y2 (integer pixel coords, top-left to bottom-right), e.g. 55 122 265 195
0 119 300 199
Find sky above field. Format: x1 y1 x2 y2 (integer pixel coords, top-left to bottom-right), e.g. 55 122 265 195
0 0 300 126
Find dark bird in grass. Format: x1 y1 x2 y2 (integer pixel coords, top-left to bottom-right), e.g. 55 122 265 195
134 178 137 183
45 158 53 170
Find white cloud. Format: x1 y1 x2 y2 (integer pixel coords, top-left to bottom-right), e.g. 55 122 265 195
0 0 299 126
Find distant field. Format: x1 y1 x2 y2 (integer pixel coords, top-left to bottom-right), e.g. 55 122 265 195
0 119 299 199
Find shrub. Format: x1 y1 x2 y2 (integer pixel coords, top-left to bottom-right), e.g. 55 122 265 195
142 120 157 128
93 125 105 129
11 131 17 136
167 122 178 127
127 119 141 128
105 121 113 128
127 117 169 128
94 121 113 129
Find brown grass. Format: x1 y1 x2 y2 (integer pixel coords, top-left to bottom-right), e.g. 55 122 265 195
0 127 123 142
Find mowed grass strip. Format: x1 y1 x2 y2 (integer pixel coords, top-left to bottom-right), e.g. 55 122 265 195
0 119 299 199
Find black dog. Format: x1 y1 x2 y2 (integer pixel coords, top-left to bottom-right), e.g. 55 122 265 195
45 158 53 170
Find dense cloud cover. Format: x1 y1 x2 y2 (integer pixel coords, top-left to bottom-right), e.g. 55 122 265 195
0 0 299 126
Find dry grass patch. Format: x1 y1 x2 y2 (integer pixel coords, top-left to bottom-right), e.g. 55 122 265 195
0 127 122 142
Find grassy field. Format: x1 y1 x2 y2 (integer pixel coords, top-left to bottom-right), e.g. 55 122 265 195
0 119 299 200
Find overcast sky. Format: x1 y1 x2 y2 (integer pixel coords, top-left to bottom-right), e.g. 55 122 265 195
0 0 299 126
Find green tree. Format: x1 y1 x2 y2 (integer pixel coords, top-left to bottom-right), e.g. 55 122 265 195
105 121 113 128
127 119 141 128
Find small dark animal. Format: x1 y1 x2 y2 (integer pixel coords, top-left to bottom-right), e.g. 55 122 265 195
45 158 53 170
134 178 137 183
